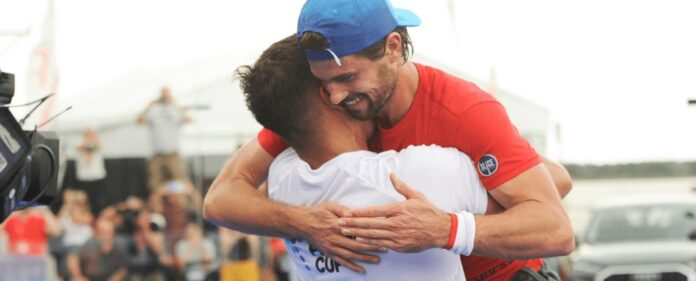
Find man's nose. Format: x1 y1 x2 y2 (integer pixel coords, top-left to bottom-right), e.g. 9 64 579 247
324 82 350 105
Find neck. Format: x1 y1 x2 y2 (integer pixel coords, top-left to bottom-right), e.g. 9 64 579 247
296 119 369 169
377 62 419 128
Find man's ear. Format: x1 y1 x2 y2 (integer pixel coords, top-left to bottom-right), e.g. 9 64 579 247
385 32 403 63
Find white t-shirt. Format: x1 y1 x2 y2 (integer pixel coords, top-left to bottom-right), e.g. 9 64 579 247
76 151 106 182
268 145 488 281
146 103 183 154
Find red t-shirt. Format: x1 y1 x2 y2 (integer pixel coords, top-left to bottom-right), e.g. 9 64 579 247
2 212 48 256
257 63 543 280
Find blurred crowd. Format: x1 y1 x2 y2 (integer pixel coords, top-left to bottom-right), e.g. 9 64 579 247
0 87 295 281
0 184 295 281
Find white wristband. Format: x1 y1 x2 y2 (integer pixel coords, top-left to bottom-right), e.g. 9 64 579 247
450 211 476 256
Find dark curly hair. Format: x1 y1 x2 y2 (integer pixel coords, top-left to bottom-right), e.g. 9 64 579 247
236 35 321 149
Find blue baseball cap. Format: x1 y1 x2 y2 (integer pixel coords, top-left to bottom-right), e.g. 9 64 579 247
297 0 421 66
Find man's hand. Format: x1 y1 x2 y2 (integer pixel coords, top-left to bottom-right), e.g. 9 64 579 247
337 173 451 253
203 139 383 273
296 201 385 273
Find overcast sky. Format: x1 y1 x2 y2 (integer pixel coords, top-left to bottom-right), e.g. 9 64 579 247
2 0 696 164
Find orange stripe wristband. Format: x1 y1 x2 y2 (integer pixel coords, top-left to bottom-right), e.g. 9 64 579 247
446 213 458 250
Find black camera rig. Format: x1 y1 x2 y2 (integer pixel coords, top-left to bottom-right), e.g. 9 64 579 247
0 69 60 223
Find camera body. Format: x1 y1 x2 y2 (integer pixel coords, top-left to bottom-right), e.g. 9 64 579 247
0 70 60 223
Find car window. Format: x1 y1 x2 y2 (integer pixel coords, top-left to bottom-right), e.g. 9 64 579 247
586 204 696 244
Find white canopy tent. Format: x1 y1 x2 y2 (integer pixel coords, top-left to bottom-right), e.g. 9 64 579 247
54 50 262 159
53 50 555 160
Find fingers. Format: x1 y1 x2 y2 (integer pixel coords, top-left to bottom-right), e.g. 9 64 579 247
338 236 388 253
340 228 395 240
356 237 427 253
389 173 423 199
355 237 399 249
328 244 380 264
330 255 365 274
338 217 391 229
323 201 351 216
345 204 397 218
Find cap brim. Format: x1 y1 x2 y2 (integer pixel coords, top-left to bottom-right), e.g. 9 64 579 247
393 8 421 27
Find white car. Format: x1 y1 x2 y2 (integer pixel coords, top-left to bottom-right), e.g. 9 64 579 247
569 193 696 281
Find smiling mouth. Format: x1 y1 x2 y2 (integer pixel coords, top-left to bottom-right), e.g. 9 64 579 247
343 95 362 106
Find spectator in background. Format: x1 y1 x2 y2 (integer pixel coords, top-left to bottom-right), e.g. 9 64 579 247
137 86 192 190
115 197 147 237
55 190 94 279
217 228 275 281
218 229 269 269
97 205 123 232
124 209 167 281
67 218 127 281
175 223 216 281
2 207 61 256
75 128 106 182
147 171 201 260
220 236 260 281
75 128 108 214
58 190 94 248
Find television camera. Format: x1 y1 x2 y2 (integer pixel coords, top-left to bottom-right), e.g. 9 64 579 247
0 69 60 223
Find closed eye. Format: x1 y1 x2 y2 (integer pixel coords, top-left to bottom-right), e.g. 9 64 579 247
332 73 356 83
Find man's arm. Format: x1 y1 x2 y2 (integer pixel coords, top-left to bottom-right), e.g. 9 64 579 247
136 101 154 124
340 165 574 258
473 163 574 259
202 138 382 272
541 156 572 198
202 138 302 235
486 156 572 214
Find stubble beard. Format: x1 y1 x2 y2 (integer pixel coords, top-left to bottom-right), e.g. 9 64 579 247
345 68 398 121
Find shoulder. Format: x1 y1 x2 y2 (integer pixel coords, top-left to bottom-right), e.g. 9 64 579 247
269 149 300 175
415 63 499 116
351 150 399 173
337 151 399 190
267 148 300 190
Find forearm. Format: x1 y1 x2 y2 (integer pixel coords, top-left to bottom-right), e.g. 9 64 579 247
473 200 574 259
203 138 305 237
203 178 305 237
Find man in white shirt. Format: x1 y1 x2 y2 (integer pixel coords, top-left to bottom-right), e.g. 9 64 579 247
137 87 192 189
237 35 489 280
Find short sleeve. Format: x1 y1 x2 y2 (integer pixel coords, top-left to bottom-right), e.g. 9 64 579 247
455 102 541 190
257 128 289 158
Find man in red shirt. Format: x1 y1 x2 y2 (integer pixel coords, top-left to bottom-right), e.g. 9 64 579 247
2 207 61 256
204 0 574 280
